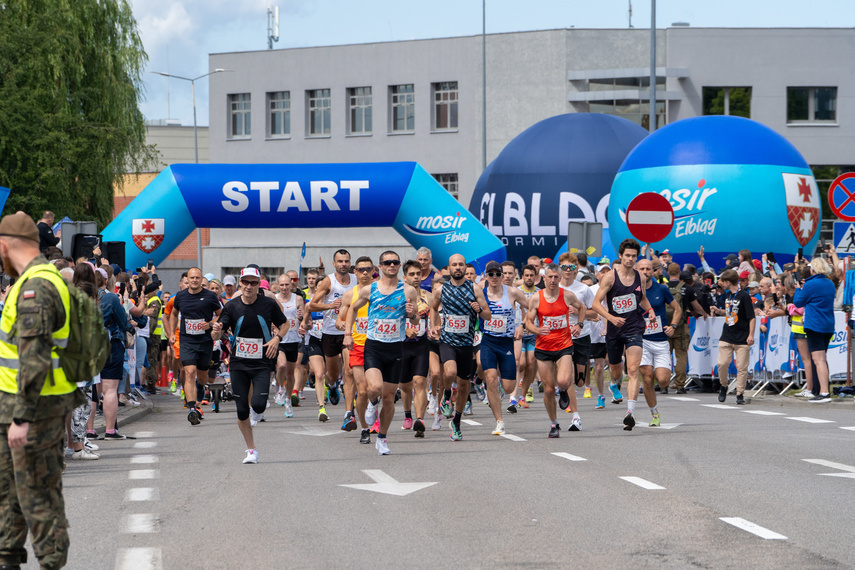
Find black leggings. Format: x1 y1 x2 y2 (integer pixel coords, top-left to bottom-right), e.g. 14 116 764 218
231 368 270 421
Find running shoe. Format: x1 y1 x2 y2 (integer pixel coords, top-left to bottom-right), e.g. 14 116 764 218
376 438 390 455
243 449 258 464
558 390 570 410
197 406 205 420
394 389 401 404
439 398 452 418
366 399 380 425
596 395 606 409
537 381 544 393
736 394 745 405
795 389 813 398
548 424 560 438
299 390 305 400
291 390 300 406
661 386 669 395
583 387 592 399
623 412 635 431
284 402 294 418
250 409 261 427
450 423 463 441
342 413 357 431
103 430 127 440
463 401 473 416
71 448 99 460
432 415 442 431
359 429 371 444
718 385 728 402
187 408 201 426
525 387 534 403
274 389 286 406
649 414 661 427
370 419 380 434
401 417 414 430
475 382 486 401
569 417 582 431
609 383 623 404
491 420 505 436
809 393 831 403
427 394 437 416
519 399 530 409
169 380 177 393
507 399 518 414
329 382 340 406
318 406 329 422
413 419 426 438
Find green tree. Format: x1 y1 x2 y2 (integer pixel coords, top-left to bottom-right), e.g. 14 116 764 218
0 0 156 228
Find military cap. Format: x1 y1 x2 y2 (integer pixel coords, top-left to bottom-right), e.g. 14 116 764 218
0 212 39 243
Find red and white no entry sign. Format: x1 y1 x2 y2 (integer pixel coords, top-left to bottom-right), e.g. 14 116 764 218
625 192 675 244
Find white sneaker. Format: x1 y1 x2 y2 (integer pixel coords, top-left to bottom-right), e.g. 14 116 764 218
71 448 99 460
243 449 258 464
284 401 294 418
570 417 583 431
427 394 437 416
375 438 390 455
64 447 74 458
250 409 261 427
795 389 812 398
365 399 379 426
84 438 99 451
432 415 442 431
491 421 505 436
128 396 141 407
274 389 286 406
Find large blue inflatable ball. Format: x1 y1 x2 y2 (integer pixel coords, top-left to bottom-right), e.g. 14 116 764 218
609 115 820 269
470 113 648 265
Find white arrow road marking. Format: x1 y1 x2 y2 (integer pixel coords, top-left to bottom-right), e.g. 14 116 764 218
116 547 162 570
803 458 855 478
741 410 785 416
552 452 587 462
640 423 682 429
340 469 437 496
285 427 339 436
500 434 526 441
620 476 665 490
785 417 834 424
839 426 855 431
720 517 787 539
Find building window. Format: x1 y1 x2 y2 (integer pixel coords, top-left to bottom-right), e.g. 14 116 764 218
348 87 372 134
702 87 751 118
584 76 666 129
390 84 414 132
788 87 837 123
228 93 251 138
433 82 458 130
432 173 459 199
589 101 665 130
267 91 290 137
307 89 331 136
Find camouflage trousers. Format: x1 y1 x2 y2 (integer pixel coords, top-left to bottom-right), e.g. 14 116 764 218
0 415 70 569
145 337 161 390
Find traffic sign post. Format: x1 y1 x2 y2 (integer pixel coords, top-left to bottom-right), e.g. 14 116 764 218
828 172 855 222
625 192 675 246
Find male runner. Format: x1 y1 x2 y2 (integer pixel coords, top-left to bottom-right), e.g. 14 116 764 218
430 254 491 441
479 261 528 435
293 269 319 404
592 238 656 431
515 255 545 289
307 250 356 417
400 260 432 437
338 256 375 442
212 267 289 463
274 273 305 418
348 251 419 455
515 264 540 408
589 263 612 408
637 259 682 426
165 267 222 425
525 264 586 437
417 247 438 292
557 252 596 408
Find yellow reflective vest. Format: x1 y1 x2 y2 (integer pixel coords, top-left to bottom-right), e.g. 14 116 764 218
147 295 163 337
0 264 75 396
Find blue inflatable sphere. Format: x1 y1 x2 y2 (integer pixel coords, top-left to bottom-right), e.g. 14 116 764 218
609 115 820 269
470 113 648 265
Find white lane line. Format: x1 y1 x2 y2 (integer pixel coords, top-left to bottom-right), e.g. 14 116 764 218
802 459 855 473
133 441 157 449
128 469 159 480
130 455 158 464
785 417 835 424
115 547 163 570
461 419 481 426
134 431 156 438
640 423 682 429
669 397 700 402
552 452 587 462
720 517 787 540
839 426 855 431
500 434 526 442
125 488 159 502
123 513 158 534
701 404 738 410
741 410 785 416
620 476 665 490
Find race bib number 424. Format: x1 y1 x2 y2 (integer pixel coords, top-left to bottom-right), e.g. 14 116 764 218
374 319 400 341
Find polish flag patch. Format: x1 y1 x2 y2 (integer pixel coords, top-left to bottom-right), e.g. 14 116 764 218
23 291 35 299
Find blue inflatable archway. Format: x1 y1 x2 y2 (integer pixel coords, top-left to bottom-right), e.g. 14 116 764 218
103 162 506 270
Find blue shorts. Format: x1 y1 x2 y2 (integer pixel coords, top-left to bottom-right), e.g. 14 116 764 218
520 336 536 352
479 335 517 380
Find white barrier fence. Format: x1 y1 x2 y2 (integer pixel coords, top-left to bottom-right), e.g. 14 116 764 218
687 312 849 378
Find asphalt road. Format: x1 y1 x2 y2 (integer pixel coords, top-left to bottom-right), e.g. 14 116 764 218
41 387 855 569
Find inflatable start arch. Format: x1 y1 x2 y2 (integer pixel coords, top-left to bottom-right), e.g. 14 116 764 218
103 162 506 270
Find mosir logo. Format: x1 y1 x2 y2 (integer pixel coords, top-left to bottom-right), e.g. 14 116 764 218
660 179 718 238
404 212 469 243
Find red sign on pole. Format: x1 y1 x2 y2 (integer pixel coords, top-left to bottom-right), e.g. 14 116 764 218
625 193 675 244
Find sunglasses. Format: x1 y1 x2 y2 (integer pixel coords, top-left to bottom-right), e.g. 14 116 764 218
380 260 401 266
560 264 577 271
355 267 373 273
291 277 299 282
486 271 501 277
240 280 259 286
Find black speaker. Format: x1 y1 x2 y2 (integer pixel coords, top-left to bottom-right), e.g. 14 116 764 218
101 241 126 271
72 234 102 262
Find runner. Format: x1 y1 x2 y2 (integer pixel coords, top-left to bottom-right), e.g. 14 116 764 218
348 251 419 455
274 272 305 418
514 264 540 408
164 267 222 425
637 258 682 426
479 261 528 435
294 269 319 405
399 260 432 437
589 263 612 409
417 247 438 292
525 263 587 437
429 254 491 441
306 250 356 419
557 252 596 410
339 256 375 442
212 267 289 463
592 238 656 431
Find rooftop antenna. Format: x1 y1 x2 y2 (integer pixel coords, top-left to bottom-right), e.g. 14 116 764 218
628 1 633 28
267 6 280 49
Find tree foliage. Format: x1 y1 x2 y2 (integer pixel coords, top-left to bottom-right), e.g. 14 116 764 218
0 0 156 228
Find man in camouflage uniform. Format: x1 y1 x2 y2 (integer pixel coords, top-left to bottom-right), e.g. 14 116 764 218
143 283 162 394
0 212 84 570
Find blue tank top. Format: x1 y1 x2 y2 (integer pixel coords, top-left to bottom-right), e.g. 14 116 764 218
481 285 515 339
439 279 477 346
366 280 406 343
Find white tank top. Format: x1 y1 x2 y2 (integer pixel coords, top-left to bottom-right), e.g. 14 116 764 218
279 293 301 344
322 273 356 335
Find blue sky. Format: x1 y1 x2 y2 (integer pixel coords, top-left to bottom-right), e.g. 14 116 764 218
130 0 853 126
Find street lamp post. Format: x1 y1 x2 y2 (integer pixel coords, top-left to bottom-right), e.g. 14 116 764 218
150 68 228 269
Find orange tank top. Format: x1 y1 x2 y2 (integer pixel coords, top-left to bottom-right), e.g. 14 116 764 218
535 289 573 351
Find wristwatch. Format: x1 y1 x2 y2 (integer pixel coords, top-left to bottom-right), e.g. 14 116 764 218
12 418 27 426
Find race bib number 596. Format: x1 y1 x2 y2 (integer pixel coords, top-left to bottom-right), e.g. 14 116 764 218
612 294 637 314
